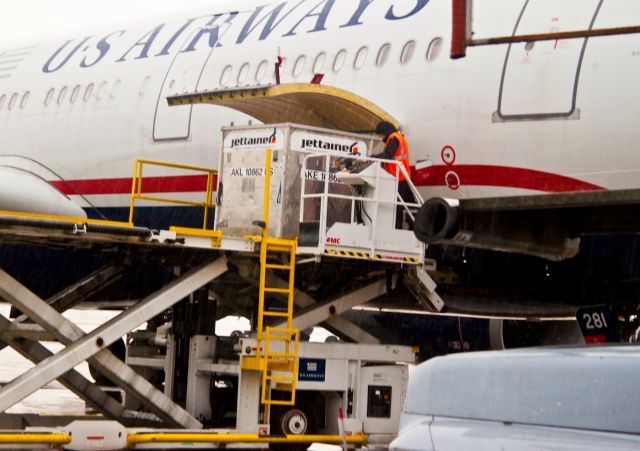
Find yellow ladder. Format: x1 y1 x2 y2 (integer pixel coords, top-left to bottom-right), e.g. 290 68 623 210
253 148 299 407
257 237 299 406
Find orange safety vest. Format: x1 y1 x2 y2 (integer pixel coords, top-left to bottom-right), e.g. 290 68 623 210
383 131 411 181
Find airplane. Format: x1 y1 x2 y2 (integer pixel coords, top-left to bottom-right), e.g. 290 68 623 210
0 0 639 345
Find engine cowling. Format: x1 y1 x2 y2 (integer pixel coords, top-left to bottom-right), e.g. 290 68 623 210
489 319 585 349
413 197 460 243
0 166 86 218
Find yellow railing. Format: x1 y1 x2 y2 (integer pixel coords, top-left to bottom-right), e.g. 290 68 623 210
127 432 367 447
0 433 72 445
0 209 131 227
128 159 217 229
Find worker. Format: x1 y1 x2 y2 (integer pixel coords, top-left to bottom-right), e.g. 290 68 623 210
373 121 414 229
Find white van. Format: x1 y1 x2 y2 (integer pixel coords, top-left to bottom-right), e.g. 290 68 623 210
390 346 640 450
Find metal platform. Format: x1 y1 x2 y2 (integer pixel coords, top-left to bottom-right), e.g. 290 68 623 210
0 125 443 449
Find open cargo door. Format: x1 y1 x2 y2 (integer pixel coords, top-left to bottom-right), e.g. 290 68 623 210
166 83 399 133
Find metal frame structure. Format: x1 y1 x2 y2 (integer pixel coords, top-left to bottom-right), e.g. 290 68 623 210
129 159 217 229
0 121 443 449
299 152 424 263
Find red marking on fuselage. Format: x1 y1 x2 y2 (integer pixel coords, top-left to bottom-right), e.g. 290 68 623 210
412 164 604 193
50 174 212 196
48 166 603 197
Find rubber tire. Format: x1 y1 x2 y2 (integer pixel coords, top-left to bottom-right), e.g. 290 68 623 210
270 404 318 451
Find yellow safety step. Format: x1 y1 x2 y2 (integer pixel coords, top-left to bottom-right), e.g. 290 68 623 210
265 375 296 382
264 287 291 294
265 263 293 270
267 245 295 253
262 311 290 318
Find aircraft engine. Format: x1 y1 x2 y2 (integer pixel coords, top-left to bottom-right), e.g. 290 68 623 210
413 196 580 261
0 166 86 218
489 319 585 349
414 197 460 243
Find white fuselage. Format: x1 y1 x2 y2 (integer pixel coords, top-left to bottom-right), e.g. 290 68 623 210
1 0 639 213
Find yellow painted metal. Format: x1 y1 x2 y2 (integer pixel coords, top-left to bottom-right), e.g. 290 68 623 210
0 209 131 227
254 148 299 408
170 226 223 247
241 356 262 371
127 432 367 447
0 433 72 445
128 159 217 230
167 82 399 133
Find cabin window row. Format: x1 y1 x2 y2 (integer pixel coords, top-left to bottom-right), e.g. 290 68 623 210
0 91 30 111
42 81 123 107
217 37 443 88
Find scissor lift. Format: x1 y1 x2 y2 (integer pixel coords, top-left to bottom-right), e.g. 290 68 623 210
0 118 442 448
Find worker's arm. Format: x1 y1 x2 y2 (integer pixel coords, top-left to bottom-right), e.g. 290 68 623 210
373 137 399 160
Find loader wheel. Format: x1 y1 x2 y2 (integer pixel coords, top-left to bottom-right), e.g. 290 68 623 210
281 408 309 435
270 404 318 451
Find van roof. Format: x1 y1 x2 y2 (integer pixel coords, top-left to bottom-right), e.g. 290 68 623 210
405 345 640 434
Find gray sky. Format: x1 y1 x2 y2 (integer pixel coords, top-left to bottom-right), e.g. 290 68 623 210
1 0 218 44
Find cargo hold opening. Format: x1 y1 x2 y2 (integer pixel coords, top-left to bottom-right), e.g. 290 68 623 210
166 83 399 133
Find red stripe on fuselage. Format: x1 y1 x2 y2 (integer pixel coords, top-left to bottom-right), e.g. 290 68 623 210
50 175 211 195
412 164 604 193
49 165 603 196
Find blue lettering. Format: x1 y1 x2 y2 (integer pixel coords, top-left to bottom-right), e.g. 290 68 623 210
42 37 91 73
156 18 197 56
116 24 165 62
340 0 375 28
236 2 304 43
81 30 125 68
385 0 429 20
283 0 336 37
182 12 239 52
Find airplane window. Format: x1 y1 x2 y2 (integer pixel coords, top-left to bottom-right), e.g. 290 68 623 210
354 46 368 70
139 76 150 96
256 60 268 82
70 85 81 104
8 93 18 110
313 52 326 73
238 63 250 84
0 94 5 109
333 49 347 72
426 37 443 62
96 81 107 100
84 83 94 102
110 79 121 99
57 87 68 105
20 91 30 109
168 79 176 90
220 65 232 87
44 88 54 106
293 55 306 77
376 44 391 67
401 40 417 64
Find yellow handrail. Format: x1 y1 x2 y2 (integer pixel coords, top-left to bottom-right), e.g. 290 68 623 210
128 159 217 229
0 433 72 445
127 432 367 447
